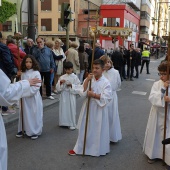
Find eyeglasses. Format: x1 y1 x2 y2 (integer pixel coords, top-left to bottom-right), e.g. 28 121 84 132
158 73 167 76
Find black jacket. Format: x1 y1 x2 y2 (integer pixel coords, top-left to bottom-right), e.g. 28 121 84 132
111 51 124 68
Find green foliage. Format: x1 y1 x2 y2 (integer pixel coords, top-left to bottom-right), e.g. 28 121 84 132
0 0 16 23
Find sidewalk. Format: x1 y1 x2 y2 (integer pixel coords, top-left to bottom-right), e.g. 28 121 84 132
2 92 60 127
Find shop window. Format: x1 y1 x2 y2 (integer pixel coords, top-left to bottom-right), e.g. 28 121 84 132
41 0 51 11
2 21 12 32
41 19 52 31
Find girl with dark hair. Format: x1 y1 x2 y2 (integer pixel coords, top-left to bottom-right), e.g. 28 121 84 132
16 55 43 140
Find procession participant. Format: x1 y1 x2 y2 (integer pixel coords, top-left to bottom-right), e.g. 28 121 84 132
0 69 41 170
143 62 170 166
56 61 80 130
68 59 112 156
100 55 122 142
16 55 43 139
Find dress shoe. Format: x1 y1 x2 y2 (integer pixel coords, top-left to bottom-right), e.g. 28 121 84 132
130 78 134 81
134 76 138 78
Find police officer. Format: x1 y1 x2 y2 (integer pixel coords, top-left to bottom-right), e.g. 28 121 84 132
140 47 150 74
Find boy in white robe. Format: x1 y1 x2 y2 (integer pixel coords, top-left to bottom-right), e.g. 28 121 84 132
100 55 122 142
143 62 170 167
68 59 112 156
56 61 80 130
0 69 41 170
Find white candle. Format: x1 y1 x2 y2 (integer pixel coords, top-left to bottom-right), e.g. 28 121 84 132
15 17 18 33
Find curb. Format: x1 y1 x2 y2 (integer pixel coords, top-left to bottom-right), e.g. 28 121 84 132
3 95 60 128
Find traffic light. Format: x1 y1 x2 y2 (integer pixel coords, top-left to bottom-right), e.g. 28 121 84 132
61 3 72 27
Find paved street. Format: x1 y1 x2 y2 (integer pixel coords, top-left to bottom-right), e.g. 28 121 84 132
4 57 169 170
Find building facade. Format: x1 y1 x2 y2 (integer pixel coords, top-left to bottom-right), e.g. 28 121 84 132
38 0 80 42
100 4 140 49
77 0 101 44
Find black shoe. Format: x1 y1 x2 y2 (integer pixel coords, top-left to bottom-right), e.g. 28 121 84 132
16 131 25 138
134 76 138 78
31 135 38 140
147 73 150 74
130 78 134 81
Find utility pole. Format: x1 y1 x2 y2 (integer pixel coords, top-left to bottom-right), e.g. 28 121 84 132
27 0 35 41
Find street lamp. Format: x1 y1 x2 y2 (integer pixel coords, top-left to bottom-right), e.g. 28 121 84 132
84 0 100 44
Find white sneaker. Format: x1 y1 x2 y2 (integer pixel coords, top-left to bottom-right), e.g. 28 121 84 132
69 127 76 130
47 96 55 100
2 109 16 116
51 93 56 96
53 89 58 93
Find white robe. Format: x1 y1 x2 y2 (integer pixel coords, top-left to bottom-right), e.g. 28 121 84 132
103 68 122 142
0 69 31 170
56 73 80 127
73 75 112 156
18 69 43 136
143 80 170 165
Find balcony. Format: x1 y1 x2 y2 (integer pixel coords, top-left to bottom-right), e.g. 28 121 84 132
140 19 150 28
140 33 149 40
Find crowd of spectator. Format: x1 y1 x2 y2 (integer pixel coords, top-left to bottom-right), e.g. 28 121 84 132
0 31 153 114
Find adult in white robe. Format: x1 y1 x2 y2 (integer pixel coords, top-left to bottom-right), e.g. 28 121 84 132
103 68 122 142
0 69 35 170
56 73 80 127
17 69 43 136
143 80 170 165
73 75 112 156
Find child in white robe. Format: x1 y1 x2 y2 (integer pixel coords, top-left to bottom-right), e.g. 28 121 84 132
143 62 170 167
16 55 43 140
100 55 122 142
0 69 41 170
56 61 80 130
68 59 112 156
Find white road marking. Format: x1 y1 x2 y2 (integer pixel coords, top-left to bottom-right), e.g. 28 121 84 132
146 79 155 81
132 91 147 95
117 88 121 91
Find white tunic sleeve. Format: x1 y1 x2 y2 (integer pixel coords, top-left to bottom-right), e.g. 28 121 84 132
149 81 165 107
95 81 112 107
69 76 81 94
0 81 30 106
56 76 66 92
112 71 121 91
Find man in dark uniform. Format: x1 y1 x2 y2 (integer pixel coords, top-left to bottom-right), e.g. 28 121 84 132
127 44 137 81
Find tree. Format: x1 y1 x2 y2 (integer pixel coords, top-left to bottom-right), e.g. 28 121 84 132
0 0 16 23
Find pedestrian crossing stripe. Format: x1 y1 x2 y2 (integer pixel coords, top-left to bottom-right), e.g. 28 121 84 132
146 79 155 81
117 88 121 91
132 91 147 95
